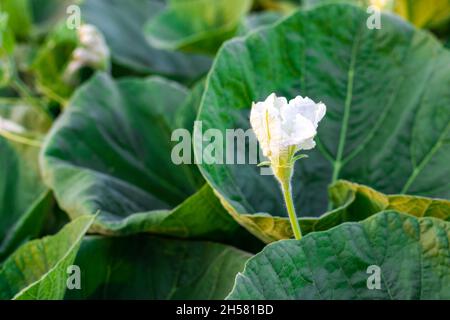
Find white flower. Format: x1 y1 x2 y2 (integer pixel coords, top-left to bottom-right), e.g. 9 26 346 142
0 117 25 134
250 93 326 240
64 24 110 82
77 25 109 63
250 93 326 165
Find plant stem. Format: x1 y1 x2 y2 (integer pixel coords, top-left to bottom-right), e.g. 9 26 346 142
11 77 41 107
8 57 52 117
280 180 302 240
0 129 42 147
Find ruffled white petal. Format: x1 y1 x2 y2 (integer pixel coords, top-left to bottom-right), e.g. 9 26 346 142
281 113 316 147
250 93 326 161
297 137 316 150
288 96 326 127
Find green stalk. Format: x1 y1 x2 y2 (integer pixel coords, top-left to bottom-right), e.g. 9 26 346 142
0 129 42 147
274 164 302 240
280 180 302 240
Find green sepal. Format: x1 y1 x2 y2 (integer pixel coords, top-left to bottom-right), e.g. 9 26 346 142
257 161 271 167
292 153 308 163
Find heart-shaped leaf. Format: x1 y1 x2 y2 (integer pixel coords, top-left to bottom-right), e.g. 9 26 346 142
41 73 260 249
227 211 450 299
66 235 251 300
0 215 94 300
195 4 450 241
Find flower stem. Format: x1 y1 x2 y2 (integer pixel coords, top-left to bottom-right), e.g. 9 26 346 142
280 180 302 240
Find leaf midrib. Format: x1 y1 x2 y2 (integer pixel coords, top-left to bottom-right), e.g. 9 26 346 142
402 122 450 193
322 21 448 199
329 23 364 201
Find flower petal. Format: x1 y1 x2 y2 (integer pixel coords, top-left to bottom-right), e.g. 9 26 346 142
288 96 326 127
281 113 316 147
297 137 316 150
250 93 326 158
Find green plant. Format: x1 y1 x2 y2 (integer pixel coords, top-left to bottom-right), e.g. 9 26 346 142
0 1 448 300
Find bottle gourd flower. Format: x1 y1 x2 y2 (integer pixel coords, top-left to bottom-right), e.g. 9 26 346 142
250 93 326 239
64 24 110 83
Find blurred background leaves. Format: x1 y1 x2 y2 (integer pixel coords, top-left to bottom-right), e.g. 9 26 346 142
0 0 449 300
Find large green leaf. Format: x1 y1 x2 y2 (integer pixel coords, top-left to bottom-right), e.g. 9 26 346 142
81 0 211 80
304 0 450 30
40 73 260 249
0 215 94 300
144 0 252 54
41 73 200 219
227 211 450 299
238 180 450 242
195 4 450 241
0 102 53 260
65 235 251 299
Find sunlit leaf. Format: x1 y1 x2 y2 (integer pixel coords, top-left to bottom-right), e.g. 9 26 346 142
0 215 95 300
195 4 450 241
